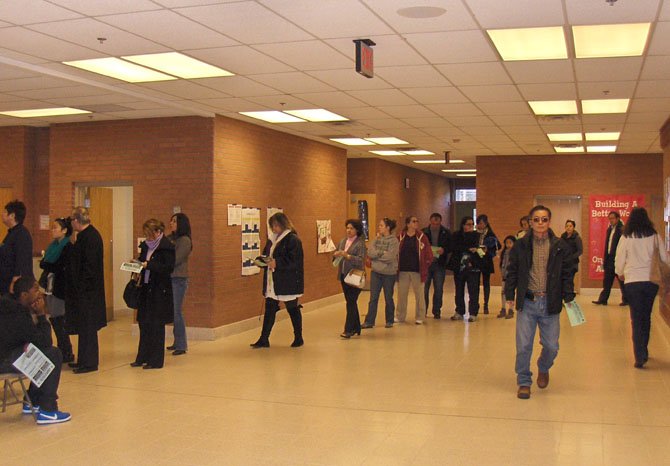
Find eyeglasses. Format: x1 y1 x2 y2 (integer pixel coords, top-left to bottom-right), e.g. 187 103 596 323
532 217 550 224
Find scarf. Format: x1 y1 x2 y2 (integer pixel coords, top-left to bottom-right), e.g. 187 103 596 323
43 236 70 263
144 233 163 284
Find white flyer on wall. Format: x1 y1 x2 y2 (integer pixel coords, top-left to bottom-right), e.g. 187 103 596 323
12 343 54 388
242 207 261 275
317 220 336 253
228 204 243 226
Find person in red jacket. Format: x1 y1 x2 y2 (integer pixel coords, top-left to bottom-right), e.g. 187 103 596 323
395 216 433 325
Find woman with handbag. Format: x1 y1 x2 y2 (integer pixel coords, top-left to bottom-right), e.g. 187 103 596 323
615 207 669 369
166 213 192 357
130 219 175 369
39 217 74 363
396 216 433 325
334 219 366 339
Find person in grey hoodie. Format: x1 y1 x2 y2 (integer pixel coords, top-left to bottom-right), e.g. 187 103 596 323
362 218 399 329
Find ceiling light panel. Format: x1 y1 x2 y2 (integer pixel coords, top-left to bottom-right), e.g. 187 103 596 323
0 107 91 118
365 137 409 145
63 58 177 83
370 150 405 155
442 169 477 173
585 132 620 141
586 145 617 153
554 146 584 153
283 109 348 122
329 138 375 146
581 99 630 114
413 160 444 164
487 27 568 61
122 52 234 79
402 149 434 155
239 111 305 123
456 173 477 177
548 133 582 141
528 100 578 115
573 23 651 59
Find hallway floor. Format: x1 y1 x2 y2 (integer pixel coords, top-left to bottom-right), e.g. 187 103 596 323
2 286 669 465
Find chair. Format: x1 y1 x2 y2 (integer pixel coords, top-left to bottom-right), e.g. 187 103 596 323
0 372 38 421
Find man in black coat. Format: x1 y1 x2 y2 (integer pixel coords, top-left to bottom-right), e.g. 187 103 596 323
0 277 71 424
592 211 627 306
69 206 106 374
422 213 451 319
0 200 34 295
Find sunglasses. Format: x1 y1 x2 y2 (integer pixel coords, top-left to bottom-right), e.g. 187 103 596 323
532 217 550 224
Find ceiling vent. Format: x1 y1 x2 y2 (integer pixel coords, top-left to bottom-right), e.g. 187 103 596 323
555 143 581 149
537 114 579 122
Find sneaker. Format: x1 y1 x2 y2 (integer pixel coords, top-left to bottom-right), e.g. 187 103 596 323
385 322 393 328
36 409 71 425
450 313 463 321
22 402 39 414
394 317 404 323
468 316 477 322
415 320 423 325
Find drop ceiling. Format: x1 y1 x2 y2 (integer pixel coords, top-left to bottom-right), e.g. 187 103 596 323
0 0 668 177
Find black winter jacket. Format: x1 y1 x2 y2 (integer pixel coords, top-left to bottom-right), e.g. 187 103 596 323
0 297 52 363
39 242 72 300
137 236 175 325
421 225 451 267
504 230 575 314
263 232 304 297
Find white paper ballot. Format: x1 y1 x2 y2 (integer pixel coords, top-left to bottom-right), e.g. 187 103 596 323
120 261 143 273
13 343 55 388
565 301 586 327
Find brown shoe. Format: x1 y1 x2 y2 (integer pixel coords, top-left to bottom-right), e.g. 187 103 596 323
517 386 531 399
537 371 549 389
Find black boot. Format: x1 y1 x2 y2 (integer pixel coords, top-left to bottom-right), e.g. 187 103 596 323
287 303 303 347
250 299 278 348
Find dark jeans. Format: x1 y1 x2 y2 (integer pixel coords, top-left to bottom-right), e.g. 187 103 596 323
135 321 166 368
454 270 480 316
49 316 73 359
171 277 189 351
424 262 446 316
341 276 362 333
481 271 491 308
1 346 62 412
626 281 659 364
365 271 396 326
77 323 99 369
598 262 627 303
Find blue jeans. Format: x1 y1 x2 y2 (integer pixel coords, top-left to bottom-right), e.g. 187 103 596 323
365 271 396 326
424 262 446 316
171 277 189 350
515 297 560 386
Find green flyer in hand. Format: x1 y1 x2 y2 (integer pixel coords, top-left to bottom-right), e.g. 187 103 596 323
565 301 586 326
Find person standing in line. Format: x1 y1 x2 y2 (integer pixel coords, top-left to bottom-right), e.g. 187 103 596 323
250 212 304 349
39 217 74 363
615 207 669 369
593 211 627 306
422 213 451 319
476 214 501 314
395 216 433 325
560 219 583 286
362 218 398 329
0 200 34 295
448 216 484 322
517 216 530 239
131 219 175 369
334 219 366 339
497 235 516 319
166 213 192 357
505 205 575 400
68 206 106 374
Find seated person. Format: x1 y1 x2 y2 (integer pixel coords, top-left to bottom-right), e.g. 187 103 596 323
0 276 71 425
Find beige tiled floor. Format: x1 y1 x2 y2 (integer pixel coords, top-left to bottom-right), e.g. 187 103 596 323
2 284 670 465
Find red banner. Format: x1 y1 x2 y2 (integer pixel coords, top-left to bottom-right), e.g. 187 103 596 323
588 194 645 280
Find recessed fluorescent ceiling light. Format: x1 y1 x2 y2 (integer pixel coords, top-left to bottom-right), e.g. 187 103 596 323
457 173 477 177
284 109 348 122
487 26 567 61
573 23 651 58
582 99 629 114
554 146 584 153
123 52 233 79
365 137 408 145
547 133 582 142
448 159 465 164
413 160 445 164
442 169 476 173
239 111 305 123
529 100 578 115
585 132 620 141
587 145 617 153
402 149 434 155
0 107 91 118
329 138 375 146
370 150 405 156
63 57 176 82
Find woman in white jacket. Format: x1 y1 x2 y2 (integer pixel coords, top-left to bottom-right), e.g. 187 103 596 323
615 207 669 368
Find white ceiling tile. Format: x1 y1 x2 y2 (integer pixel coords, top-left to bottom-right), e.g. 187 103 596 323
620 130 659 141
504 60 574 84
0 75 78 92
245 94 315 110
251 72 335 94
626 112 668 126
517 82 577 100
403 87 468 105
177 2 313 44
0 93 33 103
405 31 497 64
477 102 531 115
661 2 670 20
334 107 392 119
0 27 103 61
293 92 365 108
187 46 293 75
436 62 511 86
258 0 394 38
0 64 40 80
153 0 242 7
194 97 262 112
28 19 166 56
460 85 523 102
306 69 392 90
137 80 231 99
636 80 670 97
648 21 670 55
574 57 643 82
428 103 483 117
9 85 109 99
566 0 660 25
362 0 478 33
0 0 82 24
465 127 505 137
105 108 193 119
538 120 582 131
253 41 351 71
99 10 239 50
376 105 436 118
401 117 452 128
578 81 636 99
355 118 412 130
376 65 450 88
325 36 428 67
43 94 140 106
465 0 564 28
48 0 162 15
630 97 670 112
581 122 622 133
581 114 627 125
623 121 666 132
501 125 544 136
197 76 281 97
640 55 670 80
447 116 495 127
347 89 416 106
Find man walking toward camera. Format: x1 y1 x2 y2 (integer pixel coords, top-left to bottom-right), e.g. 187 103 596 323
505 205 575 400
592 211 627 306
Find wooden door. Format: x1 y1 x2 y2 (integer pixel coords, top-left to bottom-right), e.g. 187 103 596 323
88 187 114 321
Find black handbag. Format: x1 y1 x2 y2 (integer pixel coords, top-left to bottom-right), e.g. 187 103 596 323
123 273 142 309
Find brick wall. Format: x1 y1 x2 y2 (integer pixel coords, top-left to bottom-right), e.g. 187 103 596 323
212 115 346 326
0 126 28 223
476 153 663 288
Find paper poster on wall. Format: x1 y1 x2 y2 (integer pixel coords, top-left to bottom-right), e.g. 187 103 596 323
266 207 283 239
39 215 50 230
317 220 336 253
241 207 261 276
228 204 242 226
588 194 645 280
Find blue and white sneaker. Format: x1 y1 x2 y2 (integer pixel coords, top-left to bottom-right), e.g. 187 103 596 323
36 409 71 425
22 402 39 414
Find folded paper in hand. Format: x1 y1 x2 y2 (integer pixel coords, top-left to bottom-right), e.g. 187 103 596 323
120 261 143 273
13 343 54 388
565 301 586 327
